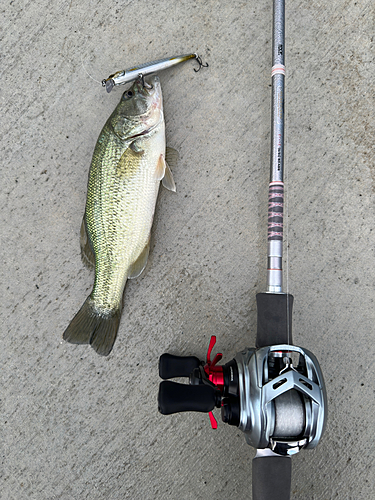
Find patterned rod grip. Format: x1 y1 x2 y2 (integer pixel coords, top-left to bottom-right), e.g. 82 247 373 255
268 181 284 241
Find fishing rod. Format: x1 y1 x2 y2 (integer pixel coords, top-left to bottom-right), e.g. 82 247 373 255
157 0 327 498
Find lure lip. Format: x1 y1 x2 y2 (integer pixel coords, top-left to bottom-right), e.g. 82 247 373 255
102 53 203 93
104 78 115 93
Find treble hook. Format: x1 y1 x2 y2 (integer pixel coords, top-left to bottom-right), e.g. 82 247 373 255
138 73 153 89
194 54 209 72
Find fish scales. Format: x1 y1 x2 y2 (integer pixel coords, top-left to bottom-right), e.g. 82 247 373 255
88 130 161 307
63 75 175 356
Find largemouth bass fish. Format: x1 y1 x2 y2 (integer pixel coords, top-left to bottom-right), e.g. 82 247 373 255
63 75 176 356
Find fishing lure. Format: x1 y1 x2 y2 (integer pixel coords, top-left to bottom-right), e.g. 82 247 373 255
102 53 207 93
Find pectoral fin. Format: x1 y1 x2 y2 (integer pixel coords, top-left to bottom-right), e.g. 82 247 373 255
155 154 166 181
164 148 178 191
128 238 150 279
80 216 95 269
162 161 176 192
155 153 176 192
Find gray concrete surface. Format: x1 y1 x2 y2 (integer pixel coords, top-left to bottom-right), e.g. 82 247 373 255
1 1 374 499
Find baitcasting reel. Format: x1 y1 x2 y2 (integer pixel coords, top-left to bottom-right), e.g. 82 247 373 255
158 293 327 499
158 293 326 456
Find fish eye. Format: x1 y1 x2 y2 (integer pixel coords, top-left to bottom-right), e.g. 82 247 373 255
123 90 134 99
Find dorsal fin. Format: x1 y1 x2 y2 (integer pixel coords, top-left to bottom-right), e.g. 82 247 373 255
165 147 179 169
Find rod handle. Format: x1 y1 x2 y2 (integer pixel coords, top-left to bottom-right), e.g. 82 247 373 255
256 293 294 347
252 455 292 500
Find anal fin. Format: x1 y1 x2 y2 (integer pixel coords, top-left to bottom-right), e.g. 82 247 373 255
128 238 150 279
80 216 95 269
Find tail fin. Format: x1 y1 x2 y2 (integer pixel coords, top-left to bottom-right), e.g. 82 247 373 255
63 296 122 356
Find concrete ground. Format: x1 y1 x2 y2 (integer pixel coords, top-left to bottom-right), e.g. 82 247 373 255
1 1 374 499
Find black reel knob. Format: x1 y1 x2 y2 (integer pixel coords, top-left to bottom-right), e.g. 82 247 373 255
158 381 221 415
159 353 201 379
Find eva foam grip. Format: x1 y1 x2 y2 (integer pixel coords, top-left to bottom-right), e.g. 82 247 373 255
159 353 201 379
252 456 292 500
158 381 217 415
256 293 294 347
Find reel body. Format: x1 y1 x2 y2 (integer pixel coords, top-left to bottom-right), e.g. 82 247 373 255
158 294 327 458
158 340 326 456
234 345 326 455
